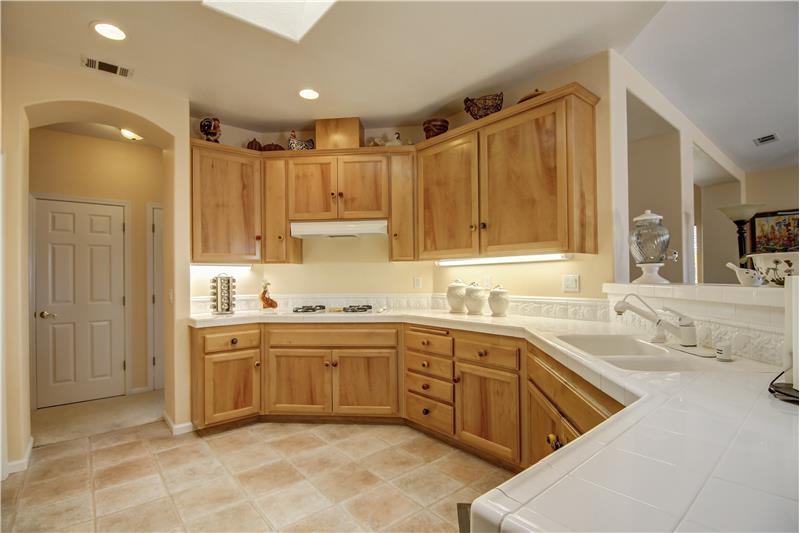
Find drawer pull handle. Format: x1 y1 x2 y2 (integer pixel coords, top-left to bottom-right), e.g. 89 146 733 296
421 361 430 368
422 408 430 416
477 350 487 357
546 434 562 450
421 383 430 390
254 361 261 368
230 337 239 345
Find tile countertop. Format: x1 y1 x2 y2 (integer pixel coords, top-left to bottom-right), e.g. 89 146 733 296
188 310 798 532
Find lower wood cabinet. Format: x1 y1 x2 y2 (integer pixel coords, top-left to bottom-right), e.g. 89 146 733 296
454 361 520 462
526 379 571 465
204 349 261 425
268 348 331 414
332 349 397 415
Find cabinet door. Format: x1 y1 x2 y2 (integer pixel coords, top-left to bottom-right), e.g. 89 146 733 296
525 380 562 466
204 349 260 425
337 155 389 219
417 133 479 259
192 148 262 262
389 154 415 260
454 361 519 462
332 349 397 415
479 101 568 254
268 349 331 413
287 157 338 220
263 159 302 263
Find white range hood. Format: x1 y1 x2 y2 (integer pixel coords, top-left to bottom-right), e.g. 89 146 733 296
290 220 388 239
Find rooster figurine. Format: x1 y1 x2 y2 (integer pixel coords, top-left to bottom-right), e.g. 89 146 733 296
260 281 278 311
288 130 315 150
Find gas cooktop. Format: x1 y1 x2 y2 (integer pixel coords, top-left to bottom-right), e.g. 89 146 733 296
291 304 374 313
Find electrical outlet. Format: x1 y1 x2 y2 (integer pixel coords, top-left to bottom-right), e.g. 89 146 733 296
413 276 422 289
482 274 492 288
562 274 580 293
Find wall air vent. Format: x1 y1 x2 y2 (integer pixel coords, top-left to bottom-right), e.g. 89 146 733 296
753 133 779 146
81 56 133 78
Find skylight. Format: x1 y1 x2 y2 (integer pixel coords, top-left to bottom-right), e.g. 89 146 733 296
202 1 336 43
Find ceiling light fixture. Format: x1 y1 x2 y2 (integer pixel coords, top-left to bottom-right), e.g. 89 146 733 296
436 254 571 267
120 128 143 141
299 89 319 100
93 22 127 41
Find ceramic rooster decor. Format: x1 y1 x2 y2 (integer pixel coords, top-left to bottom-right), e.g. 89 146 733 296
288 130 315 150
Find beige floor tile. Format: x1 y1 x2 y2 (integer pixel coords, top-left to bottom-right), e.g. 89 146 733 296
359 424 420 445
288 447 354 480
381 510 457 533
428 487 481 527
144 431 199 454
2 510 15 532
398 436 453 462
30 438 89 465
18 471 91 510
161 455 227 494
311 424 368 443
13 492 93 532
93 455 159 490
430 451 497 484
207 429 262 455
95 496 181 533
333 434 391 460
391 467 463 505
2 472 25 509
248 423 315 442
282 506 364 533
254 480 331 529
268 433 327 458
89 427 142 451
26 452 90 484
342 483 422 530
156 440 215 471
136 420 172 439
362 448 425 480
219 441 281 473
172 474 247 522
91 440 149 470
468 467 514 494
94 474 167 517
237 460 304 498
57 518 94 532
184 501 270 532
309 463 382 503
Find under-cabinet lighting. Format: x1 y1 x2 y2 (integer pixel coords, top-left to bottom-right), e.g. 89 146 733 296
436 254 571 267
120 128 143 141
190 264 253 277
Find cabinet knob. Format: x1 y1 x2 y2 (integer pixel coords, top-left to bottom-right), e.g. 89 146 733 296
422 408 430 416
338 191 344 198
254 361 261 368
421 361 430 368
546 434 561 450
330 192 336 198
324 361 331 367
277 235 283 241
469 224 477 232
477 350 487 357
421 383 430 390
255 235 262 241
421 339 430 346
479 222 488 229
331 361 339 368
393 233 399 238
453 376 461 384
230 337 239 345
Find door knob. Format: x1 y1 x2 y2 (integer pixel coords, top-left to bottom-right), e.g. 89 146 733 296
38 311 57 319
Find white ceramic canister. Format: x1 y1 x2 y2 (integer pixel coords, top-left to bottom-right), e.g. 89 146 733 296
446 279 468 313
464 283 487 315
488 285 510 317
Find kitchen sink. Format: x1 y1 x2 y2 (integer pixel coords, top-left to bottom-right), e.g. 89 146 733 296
557 334 669 356
597 355 704 372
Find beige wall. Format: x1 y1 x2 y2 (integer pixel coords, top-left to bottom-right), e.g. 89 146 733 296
745 165 799 212
698 181 741 284
29 128 164 390
627 131 683 282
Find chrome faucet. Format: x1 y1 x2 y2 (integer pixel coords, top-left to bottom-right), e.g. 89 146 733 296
613 293 697 347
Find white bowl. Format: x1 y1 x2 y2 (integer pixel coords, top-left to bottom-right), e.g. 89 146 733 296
748 252 798 286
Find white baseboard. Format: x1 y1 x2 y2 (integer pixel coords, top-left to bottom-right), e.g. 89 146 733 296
162 410 194 436
3 436 33 478
128 386 153 395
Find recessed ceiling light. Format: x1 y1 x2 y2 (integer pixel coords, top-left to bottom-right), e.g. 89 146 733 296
120 128 142 141
93 22 126 41
299 89 319 100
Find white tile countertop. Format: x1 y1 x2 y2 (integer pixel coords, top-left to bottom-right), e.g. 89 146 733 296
188 310 798 532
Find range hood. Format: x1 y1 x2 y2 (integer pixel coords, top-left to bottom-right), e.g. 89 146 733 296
290 220 388 239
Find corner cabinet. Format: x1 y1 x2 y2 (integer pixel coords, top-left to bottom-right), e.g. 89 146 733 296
192 146 263 262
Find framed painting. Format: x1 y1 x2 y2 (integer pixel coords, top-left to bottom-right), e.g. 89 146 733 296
749 210 799 253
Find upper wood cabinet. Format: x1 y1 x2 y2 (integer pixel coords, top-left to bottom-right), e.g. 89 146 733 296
287 156 339 220
389 154 416 261
263 159 302 263
192 147 262 263
417 132 479 259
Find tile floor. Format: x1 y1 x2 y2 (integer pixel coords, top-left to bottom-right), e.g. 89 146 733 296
2 420 513 532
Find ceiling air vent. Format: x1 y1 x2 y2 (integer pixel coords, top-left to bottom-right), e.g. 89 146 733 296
753 133 779 146
81 56 133 78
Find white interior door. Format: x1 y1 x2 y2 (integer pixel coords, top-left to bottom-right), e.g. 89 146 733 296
34 199 126 408
152 207 164 390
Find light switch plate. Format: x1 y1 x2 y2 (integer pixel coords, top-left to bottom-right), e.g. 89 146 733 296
562 274 580 293
413 277 422 289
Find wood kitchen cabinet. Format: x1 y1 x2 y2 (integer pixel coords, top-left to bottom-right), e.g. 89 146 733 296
204 349 261 425
417 132 479 259
263 159 302 263
389 153 416 260
337 155 389 219
332 349 397 415
454 361 520 462
287 156 339 220
192 146 263 263
268 349 332 414
526 379 564 465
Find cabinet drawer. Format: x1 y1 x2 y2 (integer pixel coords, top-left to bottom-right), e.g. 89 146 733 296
405 371 453 403
455 338 519 370
204 329 261 354
406 392 454 435
405 351 453 380
269 328 397 347
406 331 453 357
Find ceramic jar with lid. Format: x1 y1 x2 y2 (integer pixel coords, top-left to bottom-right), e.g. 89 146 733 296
446 279 468 313
464 283 487 315
488 285 509 317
